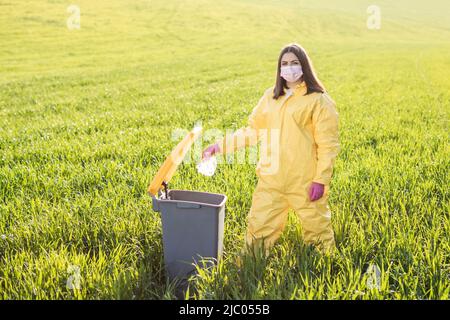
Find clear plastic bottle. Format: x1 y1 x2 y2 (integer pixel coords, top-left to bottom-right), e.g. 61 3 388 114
196 156 217 177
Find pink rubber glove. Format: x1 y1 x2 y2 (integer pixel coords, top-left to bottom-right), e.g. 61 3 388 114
202 143 220 159
309 182 325 201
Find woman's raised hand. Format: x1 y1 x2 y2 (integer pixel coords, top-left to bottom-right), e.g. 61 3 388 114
202 143 220 159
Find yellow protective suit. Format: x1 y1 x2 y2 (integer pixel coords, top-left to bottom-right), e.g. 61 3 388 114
216 81 340 254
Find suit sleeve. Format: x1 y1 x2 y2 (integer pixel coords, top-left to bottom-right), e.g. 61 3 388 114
311 93 340 185
216 92 267 154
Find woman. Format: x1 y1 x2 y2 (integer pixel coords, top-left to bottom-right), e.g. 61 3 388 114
203 43 340 255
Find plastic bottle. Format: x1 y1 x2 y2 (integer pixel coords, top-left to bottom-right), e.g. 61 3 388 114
196 156 217 177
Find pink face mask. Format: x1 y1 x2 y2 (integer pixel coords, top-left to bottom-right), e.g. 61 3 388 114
280 65 303 82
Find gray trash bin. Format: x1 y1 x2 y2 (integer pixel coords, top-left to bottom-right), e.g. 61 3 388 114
152 189 227 282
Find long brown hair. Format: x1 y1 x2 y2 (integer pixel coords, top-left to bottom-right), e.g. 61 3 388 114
273 43 325 99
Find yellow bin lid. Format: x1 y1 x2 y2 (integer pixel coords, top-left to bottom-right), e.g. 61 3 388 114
147 126 202 196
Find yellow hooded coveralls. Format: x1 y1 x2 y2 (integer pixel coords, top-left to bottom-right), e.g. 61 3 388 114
216 81 340 254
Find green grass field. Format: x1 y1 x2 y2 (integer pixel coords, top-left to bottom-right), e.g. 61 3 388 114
1 0 449 299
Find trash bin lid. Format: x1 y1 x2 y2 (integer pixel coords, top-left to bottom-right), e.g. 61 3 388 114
148 126 202 197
